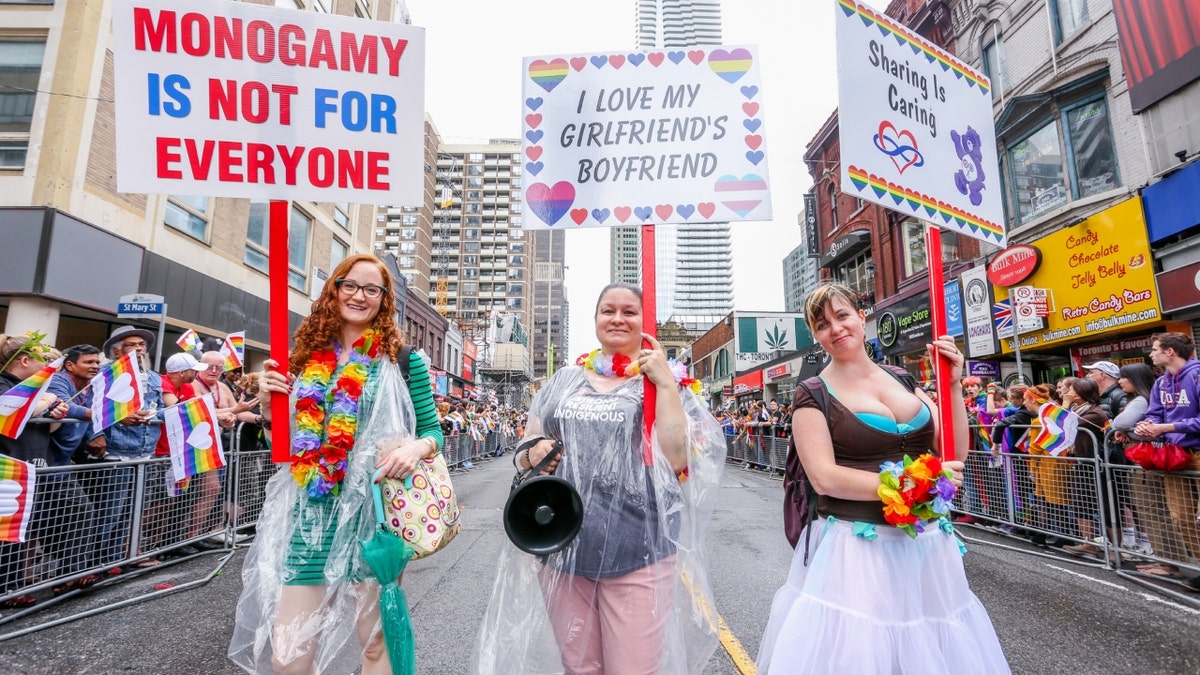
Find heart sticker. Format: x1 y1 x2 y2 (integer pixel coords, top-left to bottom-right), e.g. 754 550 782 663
526 182 576 226
106 372 136 403
570 57 587 71
648 52 665 67
528 58 569 93
708 48 753 83
570 208 588 225
614 206 632 223
187 422 214 450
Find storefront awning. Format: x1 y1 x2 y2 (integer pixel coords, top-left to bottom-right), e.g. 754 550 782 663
820 229 871 268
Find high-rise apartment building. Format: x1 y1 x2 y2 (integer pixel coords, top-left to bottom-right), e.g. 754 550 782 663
613 0 733 328
423 141 565 380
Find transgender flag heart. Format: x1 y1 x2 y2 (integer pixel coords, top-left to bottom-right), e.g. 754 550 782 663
526 182 576 226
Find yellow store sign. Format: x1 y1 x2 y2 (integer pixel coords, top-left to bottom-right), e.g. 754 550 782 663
999 196 1160 354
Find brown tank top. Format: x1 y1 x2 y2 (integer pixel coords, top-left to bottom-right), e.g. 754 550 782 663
792 382 937 524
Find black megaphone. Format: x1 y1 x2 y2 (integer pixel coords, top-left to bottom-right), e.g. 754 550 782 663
503 437 583 555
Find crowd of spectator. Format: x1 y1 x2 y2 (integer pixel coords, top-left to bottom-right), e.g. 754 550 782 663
0 327 269 609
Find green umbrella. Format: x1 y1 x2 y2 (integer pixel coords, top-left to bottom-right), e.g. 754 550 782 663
360 469 416 675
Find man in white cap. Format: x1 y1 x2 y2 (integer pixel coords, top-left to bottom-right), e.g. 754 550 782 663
1082 360 1128 420
1082 359 1131 548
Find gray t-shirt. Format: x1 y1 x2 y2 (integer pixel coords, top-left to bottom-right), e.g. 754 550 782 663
537 370 681 578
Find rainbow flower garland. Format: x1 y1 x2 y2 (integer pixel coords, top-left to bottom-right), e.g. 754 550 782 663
877 453 957 538
291 329 380 498
576 348 702 394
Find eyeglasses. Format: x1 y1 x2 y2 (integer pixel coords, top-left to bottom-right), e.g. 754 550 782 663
204 364 223 372
335 278 386 299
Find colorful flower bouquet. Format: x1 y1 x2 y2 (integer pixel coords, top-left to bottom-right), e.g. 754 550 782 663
877 453 957 538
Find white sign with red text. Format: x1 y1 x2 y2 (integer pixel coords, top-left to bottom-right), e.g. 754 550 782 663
112 0 425 205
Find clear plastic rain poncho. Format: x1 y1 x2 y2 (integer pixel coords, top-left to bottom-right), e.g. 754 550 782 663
474 366 727 674
228 360 417 674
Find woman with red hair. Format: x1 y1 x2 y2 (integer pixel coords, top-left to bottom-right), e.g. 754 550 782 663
229 254 443 674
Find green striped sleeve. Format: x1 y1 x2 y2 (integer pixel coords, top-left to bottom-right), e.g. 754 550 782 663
407 349 444 449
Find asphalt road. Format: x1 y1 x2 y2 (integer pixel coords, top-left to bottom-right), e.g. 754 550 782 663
1 457 1198 673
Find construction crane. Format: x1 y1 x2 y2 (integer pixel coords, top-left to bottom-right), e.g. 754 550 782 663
432 154 462 317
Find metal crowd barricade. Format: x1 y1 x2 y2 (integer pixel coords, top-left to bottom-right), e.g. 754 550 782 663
0 423 517 633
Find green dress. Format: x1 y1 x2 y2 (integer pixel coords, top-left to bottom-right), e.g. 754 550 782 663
283 350 443 585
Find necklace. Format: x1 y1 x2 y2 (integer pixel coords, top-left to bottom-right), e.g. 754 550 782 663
291 329 380 498
576 348 702 394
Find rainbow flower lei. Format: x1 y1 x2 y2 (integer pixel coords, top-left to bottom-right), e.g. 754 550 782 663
877 453 957 538
576 348 702 394
291 329 380 498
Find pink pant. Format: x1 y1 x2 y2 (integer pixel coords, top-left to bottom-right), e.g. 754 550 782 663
538 557 675 675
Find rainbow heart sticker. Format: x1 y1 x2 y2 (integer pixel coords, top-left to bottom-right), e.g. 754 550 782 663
708 48 752 83
526 182 576 226
528 59 569 93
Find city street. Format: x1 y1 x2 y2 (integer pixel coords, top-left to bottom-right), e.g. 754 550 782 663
1 456 1199 674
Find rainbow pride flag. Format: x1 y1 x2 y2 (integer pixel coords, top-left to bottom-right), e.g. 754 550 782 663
90 352 144 433
0 454 36 542
221 332 245 371
176 329 203 353
0 357 64 439
1033 401 1079 457
164 393 225 482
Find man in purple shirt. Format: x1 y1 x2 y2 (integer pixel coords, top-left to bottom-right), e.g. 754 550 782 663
1135 332 1200 591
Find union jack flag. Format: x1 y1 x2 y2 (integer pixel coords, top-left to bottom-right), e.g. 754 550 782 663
993 299 1013 331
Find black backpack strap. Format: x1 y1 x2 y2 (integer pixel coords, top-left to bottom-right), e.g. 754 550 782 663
398 344 413 384
793 376 829 564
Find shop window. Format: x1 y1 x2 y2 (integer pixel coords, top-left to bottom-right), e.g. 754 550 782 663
900 219 959 278
982 34 1006 99
1005 94 1118 224
288 206 312 291
245 201 269 273
331 237 348 269
165 195 210 242
0 40 46 169
1051 0 1089 44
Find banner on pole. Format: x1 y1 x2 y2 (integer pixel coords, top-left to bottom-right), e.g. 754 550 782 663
961 266 999 358
834 0 1005 246
111 0 426 205
520 45 772 229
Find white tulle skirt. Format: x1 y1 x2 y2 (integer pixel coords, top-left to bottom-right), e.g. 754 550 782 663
756 517 1009 675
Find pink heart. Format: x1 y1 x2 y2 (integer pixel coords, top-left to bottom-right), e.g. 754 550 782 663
526 113 542 129
609 54 626 69
688 50 705 64
570 208 588 225
698 202 716 219
648 52 665 67
614 206 632 223
525 146 543 160
877 120 921 174
655 204 674 220
742 102 759 117
745 135 762 150
570 57 587 71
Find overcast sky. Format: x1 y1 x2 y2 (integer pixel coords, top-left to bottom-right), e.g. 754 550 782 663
406 0 890 357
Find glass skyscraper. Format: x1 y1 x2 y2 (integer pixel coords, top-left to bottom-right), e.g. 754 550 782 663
612 1 733 331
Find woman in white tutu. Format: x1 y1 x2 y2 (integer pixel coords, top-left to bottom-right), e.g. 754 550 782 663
757 282 1009 674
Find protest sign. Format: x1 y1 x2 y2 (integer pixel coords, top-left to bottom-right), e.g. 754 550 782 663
835 0 1005 246
111 0 425 205
521 45 771 229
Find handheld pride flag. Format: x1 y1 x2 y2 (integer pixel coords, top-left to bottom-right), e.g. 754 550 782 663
164 393 225 482
220 332 245 371
0 454 37 542
176 329 203 353
1033 401 1079 457
90 351 145 434
0 357 65 439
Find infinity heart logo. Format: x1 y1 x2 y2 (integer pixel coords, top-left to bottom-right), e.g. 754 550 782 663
873 120 924 174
